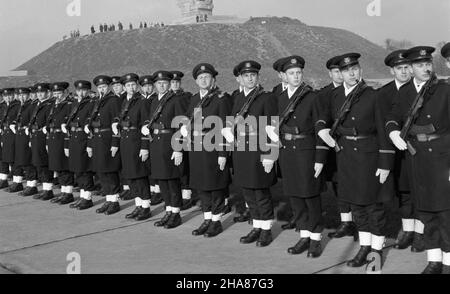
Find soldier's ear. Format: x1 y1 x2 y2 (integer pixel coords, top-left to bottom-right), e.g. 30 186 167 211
389 68 395 76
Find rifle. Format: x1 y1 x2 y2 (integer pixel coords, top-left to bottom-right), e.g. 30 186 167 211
230 85 265 136
400 71 439 155
145 91 176 142
329 80 368 152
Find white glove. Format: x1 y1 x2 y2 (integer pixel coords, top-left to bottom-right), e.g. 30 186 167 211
171 151 183 166
42 126 47 135
139 149 149 162
86 147 93 158
9 124 16 134
111 147 119 158
265 125 279 143
180 125 188 138
262 159 274 174
28 141 31 148
376 169 390 184
112 122 119 136
61 124 68 134
46 145 48 152
448 170 450 182
84 125 90 135
318 129 336 148
25 127 29 136
389 131 407 151
314 163 324 178
218 156 227 171
64 148 69 157
141 125 150 136
221 127 234 143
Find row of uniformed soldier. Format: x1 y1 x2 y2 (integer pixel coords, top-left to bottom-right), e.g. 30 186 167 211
0 42 448 273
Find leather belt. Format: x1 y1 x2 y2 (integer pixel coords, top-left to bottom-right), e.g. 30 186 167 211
93 128 111 133
344 135 372 141
282 133 311 141
414 134 442 142
122 127 137 131
50 128 62 133
71 127 84 132
238 132 257 136
153 129 172 135
31 128 43 133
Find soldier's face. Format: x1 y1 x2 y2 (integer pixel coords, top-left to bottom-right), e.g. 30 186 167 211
14 94 19 100
125 82 138 95
155 80 170 94
76 88 89 98
30 93 37 101
196 73 213 90
36 91 46 101
445 57 450 69
52 91 63 100
19 93 29 103
341 65 362 87
329 68 343 84
112 83 123 95
391 64 412 83
283 67 303 87
411 61 433 82
241 72 259 90
5 94 13 103
97 84 109 96
142 84 153 94
171 80 181 91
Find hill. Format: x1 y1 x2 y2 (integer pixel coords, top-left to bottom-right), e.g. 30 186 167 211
2 17 390 92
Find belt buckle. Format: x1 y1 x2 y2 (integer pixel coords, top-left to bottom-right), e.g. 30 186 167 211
94 128 99 133
154 129 160 135
193 130 200 137
285 134 293 141
71 127 76 132
416 134 427 142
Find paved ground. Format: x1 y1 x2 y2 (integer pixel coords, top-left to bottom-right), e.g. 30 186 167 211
0 182 426 274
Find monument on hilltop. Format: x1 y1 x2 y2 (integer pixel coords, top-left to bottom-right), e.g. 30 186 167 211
177 0 214 23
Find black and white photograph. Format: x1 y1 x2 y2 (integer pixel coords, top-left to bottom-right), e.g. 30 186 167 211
0 0 449 278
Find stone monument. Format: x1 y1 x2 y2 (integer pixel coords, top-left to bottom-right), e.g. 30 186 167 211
176 0 214 23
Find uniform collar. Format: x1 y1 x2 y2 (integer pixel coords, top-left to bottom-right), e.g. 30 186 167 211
332 81 341 88
287 85 299 99
413 78 426 93
243 87 256 97
394 79 408 91
282 82 288 91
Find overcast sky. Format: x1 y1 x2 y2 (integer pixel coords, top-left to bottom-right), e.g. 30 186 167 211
0 0 448 74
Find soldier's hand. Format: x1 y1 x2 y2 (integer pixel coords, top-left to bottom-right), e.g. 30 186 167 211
84 125 91 135
171 151 183 166
61 124 68 134
25 127 29 136
112 123 119 135
318 129 336 148
376 169 390 184
389 131 407 151
265 125 279 143
28 142 31 148
42 126 47 135
111 147 119 158
141 125 150 136
86 147 93 158
46 145 48 152
64 148 69 157
218 157 227 171
180 125 188 138
9 124 16 134
139 149 149 162
221 127 234 143
262 159 274 174
314 163 324 178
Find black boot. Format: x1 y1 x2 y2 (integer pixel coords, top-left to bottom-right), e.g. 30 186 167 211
135 208 151 221
347 246 371 267
328 222 358 240
204 221 223 238
164 213 182 229
281 222 296 231
41 190 55 201
51 193 65 203
288 238 310 255
411 233 425 252
69 198 83 209
256 230 273 247
150 192 163 206
0 180 9 189
421 262 443 274
59 194 75 205
240 228 261 244
222 203 232 215
77 199 94 210
33 191 45 200
96 202 111 214
181 198 194 211
7 183 23 193
105 202 120 215
119 190 133 201
20 186 39 197
234 209 251 223
192 220 212 236
155 212 172 227
442 265 450 274
394 231 414 250
126 207 143 219
307 240 322 258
